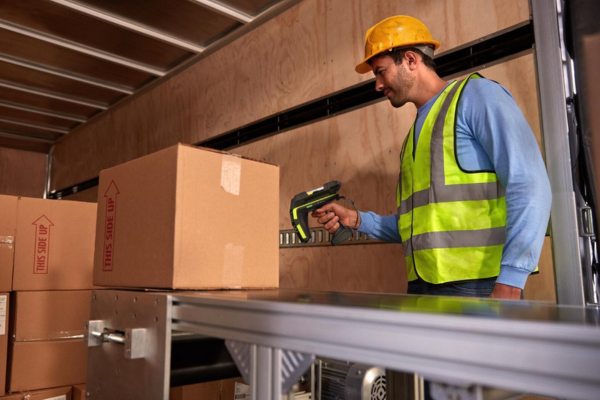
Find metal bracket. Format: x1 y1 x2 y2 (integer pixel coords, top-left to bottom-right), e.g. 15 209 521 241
280 347 315 393
85 320 104 347
124 328 147 359
225 340 315 394
225 340 252 380
85 321 147 360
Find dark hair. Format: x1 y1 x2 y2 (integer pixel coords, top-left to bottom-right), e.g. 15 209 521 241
371 47 436 70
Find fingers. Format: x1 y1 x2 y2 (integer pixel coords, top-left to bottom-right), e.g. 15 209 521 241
312 210 336 226
313 203 336 215
311 204 333 219
327 221 340 234
309 203 345 234
323 215 339 232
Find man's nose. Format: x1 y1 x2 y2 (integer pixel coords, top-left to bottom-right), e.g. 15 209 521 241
375 77 384 92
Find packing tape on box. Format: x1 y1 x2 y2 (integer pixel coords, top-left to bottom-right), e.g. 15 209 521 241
223 243 244 288
0 235 14 248
16 329 85 342
221 157 242 195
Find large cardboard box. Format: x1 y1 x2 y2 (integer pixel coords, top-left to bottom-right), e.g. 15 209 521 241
0 293 9 395
93 144 279 289
2 385 72 400
12 197 97 291
0 196 18 292
7 291 91 393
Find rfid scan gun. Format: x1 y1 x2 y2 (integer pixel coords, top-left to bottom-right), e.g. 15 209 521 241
290 181 354 246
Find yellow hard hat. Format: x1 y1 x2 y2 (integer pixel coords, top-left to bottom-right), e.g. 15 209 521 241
355 15 440 74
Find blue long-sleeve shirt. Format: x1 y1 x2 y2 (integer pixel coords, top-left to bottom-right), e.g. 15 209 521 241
358 78 552 289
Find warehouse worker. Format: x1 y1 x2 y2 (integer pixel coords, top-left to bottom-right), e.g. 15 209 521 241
312 16 552 300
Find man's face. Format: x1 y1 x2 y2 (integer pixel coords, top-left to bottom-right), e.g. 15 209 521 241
371 55 415 108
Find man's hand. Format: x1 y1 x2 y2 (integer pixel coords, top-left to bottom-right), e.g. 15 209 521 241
489 283 522 300
311 203 358 234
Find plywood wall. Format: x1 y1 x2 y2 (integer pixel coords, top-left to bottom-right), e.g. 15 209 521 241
51 0 530 190
0 147 46 198
49 0 553 300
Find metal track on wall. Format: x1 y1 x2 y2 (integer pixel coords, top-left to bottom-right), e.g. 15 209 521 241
49 20 534 199
196 20 534 150
279 228 382 248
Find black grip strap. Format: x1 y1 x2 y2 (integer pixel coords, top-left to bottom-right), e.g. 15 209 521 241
339 196 360 230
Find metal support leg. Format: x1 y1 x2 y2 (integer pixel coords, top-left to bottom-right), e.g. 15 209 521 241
251 346 282 400
226 340 314 398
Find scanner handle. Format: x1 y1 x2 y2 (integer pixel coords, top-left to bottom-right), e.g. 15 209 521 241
331 222 353 246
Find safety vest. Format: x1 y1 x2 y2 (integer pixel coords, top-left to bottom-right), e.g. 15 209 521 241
397 73 508 284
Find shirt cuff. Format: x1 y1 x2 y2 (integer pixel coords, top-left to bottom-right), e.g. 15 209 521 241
357 211 375 235
495 265 531 290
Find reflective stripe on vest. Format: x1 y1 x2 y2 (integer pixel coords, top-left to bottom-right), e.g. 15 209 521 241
397 73 508 284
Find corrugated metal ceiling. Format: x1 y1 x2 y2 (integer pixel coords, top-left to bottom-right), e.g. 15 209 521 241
0 0 301 152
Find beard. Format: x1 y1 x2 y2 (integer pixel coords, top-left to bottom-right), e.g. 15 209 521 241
385 64 415 108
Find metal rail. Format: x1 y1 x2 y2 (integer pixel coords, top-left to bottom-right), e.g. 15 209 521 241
531 0 586 305
171 290 600 400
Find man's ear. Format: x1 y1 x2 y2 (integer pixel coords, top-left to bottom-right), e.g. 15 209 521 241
405 51 419 70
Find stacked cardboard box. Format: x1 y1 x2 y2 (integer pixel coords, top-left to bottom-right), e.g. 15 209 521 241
8 291 91 392
0 144 279 395
0 195 96 395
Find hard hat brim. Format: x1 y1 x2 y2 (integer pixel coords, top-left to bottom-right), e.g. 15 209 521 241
354 40 441 74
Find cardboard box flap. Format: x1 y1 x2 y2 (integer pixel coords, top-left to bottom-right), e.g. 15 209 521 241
182 143 278 168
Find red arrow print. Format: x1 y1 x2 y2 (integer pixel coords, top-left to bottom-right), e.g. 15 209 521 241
103 180 120 271
32 215 54 274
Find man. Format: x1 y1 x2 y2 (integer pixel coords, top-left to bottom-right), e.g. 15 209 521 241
312 16 551 300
